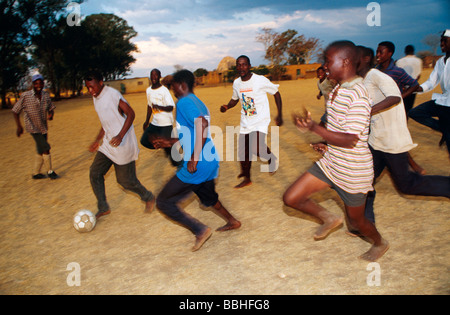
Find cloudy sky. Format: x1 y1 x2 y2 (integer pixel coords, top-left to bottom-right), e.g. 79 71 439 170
78 0 449 78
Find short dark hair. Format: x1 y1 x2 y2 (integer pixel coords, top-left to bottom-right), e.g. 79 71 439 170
404 45 414 55
325 40 359 66
237 55 251 65
379 41 395 54
172 69 195 91
84 70 103 82
150 68 161 78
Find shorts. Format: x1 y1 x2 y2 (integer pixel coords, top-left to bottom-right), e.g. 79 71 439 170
31 133 51 154
307 163 367 207
159 175 219 208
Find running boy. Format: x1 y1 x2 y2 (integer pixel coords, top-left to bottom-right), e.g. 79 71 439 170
153 70 241 252
220 55 282 188
283 41 389 262
141 69 181 167
85 71 155 219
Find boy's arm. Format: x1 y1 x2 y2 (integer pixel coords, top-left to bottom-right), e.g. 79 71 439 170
371 96 402 115
294 112 359 148
12 112 23 137
89 128 105 152
220 98 239 112
110 99 135 147
274 91 283 126
188 116 209 173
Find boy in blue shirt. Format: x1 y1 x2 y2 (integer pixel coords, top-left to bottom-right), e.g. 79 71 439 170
152 70 241 251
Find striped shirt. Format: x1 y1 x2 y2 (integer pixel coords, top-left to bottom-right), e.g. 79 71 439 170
376 59 418 91
318 77 374 194
12 89 55 134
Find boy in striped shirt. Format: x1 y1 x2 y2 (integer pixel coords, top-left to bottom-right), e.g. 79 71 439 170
283 41 389 262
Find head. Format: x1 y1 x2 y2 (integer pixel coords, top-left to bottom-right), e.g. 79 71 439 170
316 66 326 80
323 40 359 83
150 69 162 86
171 69 195 99
404 45 415 55
440 30 450 54
376 41 395 65
236 55 252 80
84 71 104 98
32 74 45 94
357 45 375 73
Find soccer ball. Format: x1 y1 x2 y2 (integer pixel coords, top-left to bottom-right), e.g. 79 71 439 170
73 210 96 233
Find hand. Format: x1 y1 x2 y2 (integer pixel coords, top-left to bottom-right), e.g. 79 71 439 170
292 108 314 132
151 136 172 149
16 126 24 138
220 105 228 113
143 122 149 131
275 115 283 127
89 141 100 153
109 135 123 148
187 159 198 173
48 112 54 121
311 142 328 155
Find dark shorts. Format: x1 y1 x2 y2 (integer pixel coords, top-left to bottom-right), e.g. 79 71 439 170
158 175 219 208
307 163 367 207
31 133 51 154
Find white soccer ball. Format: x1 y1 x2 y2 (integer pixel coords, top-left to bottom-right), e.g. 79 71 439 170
73 210 96 233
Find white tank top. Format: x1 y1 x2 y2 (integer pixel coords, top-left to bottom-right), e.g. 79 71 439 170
93 86 139 165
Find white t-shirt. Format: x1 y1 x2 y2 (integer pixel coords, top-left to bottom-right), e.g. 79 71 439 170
363 69 417 154
146 85 175 127
93 86 139 165
232 73 279 134
396 55 423 80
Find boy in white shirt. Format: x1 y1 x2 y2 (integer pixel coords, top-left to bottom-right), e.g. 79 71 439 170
220 55 283 188
409 30 450 156
141 69 180 167
85 71 155 219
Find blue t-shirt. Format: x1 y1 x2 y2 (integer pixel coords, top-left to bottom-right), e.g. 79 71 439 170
175 93 219 184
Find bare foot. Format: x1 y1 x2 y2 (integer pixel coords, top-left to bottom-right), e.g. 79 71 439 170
144 197 156 214
192 227 212 252
359 239 389 262
234 178 252 189
313 214 343 240
216 220 241 232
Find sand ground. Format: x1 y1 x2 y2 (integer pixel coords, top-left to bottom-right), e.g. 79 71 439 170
0 69 449 295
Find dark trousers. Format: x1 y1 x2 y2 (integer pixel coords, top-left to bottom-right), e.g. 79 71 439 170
140 124 182 167
409 100 450 156
238 131 276 178
90 151 154 212
365 146 450 223
156 175 218 235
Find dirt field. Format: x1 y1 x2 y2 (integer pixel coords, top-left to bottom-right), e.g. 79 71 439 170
0 69 449 295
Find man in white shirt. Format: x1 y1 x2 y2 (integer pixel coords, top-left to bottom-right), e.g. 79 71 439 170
85 71 155 219
141 69 180 166
396 45 423 114
409 30 450 156
357 46 449 225
220 55 283 188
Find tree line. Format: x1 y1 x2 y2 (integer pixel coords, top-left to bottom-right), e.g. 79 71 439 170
0 0 138 108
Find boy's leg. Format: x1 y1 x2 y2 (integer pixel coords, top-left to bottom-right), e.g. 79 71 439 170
89 152 113 215
409 100 441 132
345 203 389 262
364 147 387 224
236 133 252 188
156 175 209 237
193 180 241 231
114 161 155 212
256 131 277 173
283 169 343 240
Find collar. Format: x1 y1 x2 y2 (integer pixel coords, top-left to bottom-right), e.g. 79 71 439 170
340 76 363 89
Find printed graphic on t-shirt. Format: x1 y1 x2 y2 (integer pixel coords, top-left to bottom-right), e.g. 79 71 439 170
151 95 164 114
241 92 257 116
